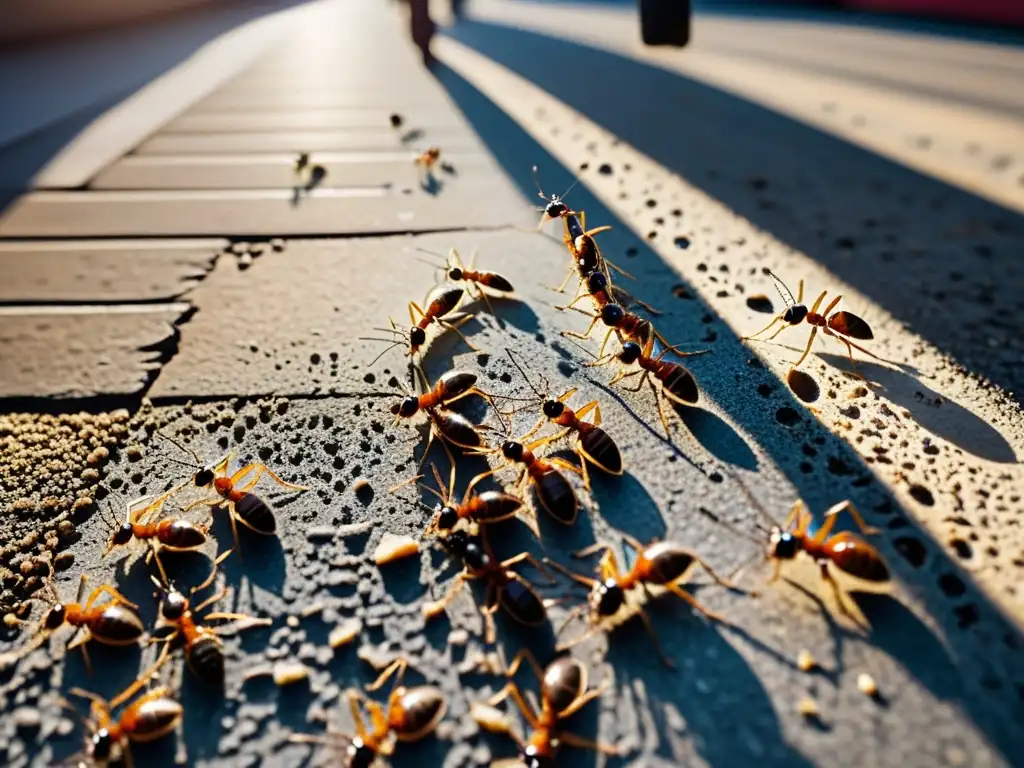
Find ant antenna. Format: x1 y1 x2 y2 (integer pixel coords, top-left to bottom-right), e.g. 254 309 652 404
361 337 405 368
765 270 796 308
531 165 547 200
698 507 764 545
505 349 545 401
729 474 783 534
153 430 202 468
560 173 582 202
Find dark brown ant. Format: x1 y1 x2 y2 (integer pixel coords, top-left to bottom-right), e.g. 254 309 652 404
584 334 704 436
417 247 514 316
361 284 476 365
294 152 309 176
415 147 441 169
155 432 307 560
474 650 619 766
149 550 270 689
546 532 738 668
704 494 890 622
423 528 553 643
555 267 658 317
395 461 523 537
743 270 881 374
62 654 180 768
102 489 207 563
290 657 447 766
0 568 144 674
505 350 622 491
532 164 583 238
390 369 498 482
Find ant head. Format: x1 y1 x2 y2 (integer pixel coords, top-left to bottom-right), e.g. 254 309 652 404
600 303 624 327
591 578 624 617
523 745 556 768
618 341 642 364
447 266 464 281
160 588 188 622
347 737 376 768
110 523 134 548
441 528 470 557
769 527 800 560
91 728 113 761
542 399 564 419
463 537 490 571
409 327 426 348
392 396 419 418
43 604 66 630
783 304 808 325
545 200 569 219
437 505 459 531
501 440 524 462
586 271 608 294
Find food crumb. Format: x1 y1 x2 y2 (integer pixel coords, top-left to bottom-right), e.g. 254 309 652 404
857 672 879 698
797 649 817 672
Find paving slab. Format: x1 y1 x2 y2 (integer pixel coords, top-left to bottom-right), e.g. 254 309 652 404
0 240 223 303
0 305 188 398
164 109 467 134
91 153 494 190
134 127 482 156
0 184 532 237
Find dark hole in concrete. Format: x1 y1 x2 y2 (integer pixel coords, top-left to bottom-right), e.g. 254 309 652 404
746 294 773 313
939 573 967 598
908 484 935 506
894 536 927 568
674 236 691 250
787 369 819 403
775 407 800 427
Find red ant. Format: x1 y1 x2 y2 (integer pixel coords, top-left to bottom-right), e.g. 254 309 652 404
361 284 477 365
150 550 270 689
417 247 514 317
394 461 524 537
290 657 447 767
474 650 619 766
415 147 441 169
505 350 622 491
422 528 553 643
532 164 583 238
0 568 143 674
703 493 890 622
155 432 307 560
546 533 739 668
562 301 699 361
62 654 180 768
584 333 705 437
390 368 499 483
743 270 881 374
102 488 207 564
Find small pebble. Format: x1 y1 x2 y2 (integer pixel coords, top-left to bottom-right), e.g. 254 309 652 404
13 706 41 732
286 616 300 629
270 238 285 252
329 618 362 649
272 661 309 686
857 672 879 698
448 629 469 646
126 444 144 461
54 552 75 571
797 649 817 672
797 696 820 718
374 533 418 565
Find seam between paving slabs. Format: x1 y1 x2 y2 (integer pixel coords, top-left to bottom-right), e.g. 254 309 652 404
434 37 1024 629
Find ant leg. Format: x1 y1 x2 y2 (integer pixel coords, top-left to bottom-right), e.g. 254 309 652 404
598 328 616 358
525 431 571 454
516 415 549 446
561 315 600 342
790 327 820 370
234 463 308 493
822 500 881 537
608 368 642 387
819 563 857 620
769 559 782 583
504 648 545 682
181 497 220 513
438 316 479 352
482 585 500 644
559 679 610 718
636 607 675 668
797 279 804 303
554 290 593 313
765 322 791 342
423 573 468 619
781 500 806 532
499 553 555 583
498 682 542 728
742 315 785 341
548 264 577 294
808 290 828 315
558 730 621 756
83 584 137 611
648 378 674 439
549 457 584 478
605 258 634 281
465 465 503 495
583 351 619 369
665 582 726 624
206 613 271 630
409 302 426 326
365 658 408 692
573 541 613 560
67 630 95 676
543 558 599 588
821 294 842 317
227 506 245 564
573 447 593 493
346 690 371 741
572 400 599 425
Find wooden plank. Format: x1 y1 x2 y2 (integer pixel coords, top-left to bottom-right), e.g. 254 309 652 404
134 128 481 155
91 153 493 190
0 240 223 303
0 184 531 237
0 305 188 398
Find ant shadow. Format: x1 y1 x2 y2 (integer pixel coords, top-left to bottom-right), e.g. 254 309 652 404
590 471 666 544
420 171 443 196
818 353 1018 463
400 128 426 145
677 404 759 471
210 510 288 596
290 165 327 208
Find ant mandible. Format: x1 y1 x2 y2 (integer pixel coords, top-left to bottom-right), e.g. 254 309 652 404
0 568 144 674
546 532 739 668
743 270 881 374
150 550 271 689
474 649 619 766
422 528 553 643
505 350 622 491
290 657 447 767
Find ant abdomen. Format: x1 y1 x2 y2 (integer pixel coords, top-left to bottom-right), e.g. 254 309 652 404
579 427 622 475
533 469 577 525
640 542 696 585
94 605 146 644
158 519 207 550
434 411 483 449
235 493 276 535
827 311 873 340
498 579 546 626
825 533 890 582
187 634 225 688
660 365 699 405
468 491 522 524
437 371 477 399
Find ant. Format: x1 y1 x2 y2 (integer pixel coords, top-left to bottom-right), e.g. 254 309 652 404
361 284 476 365
532 164 584 240
396 461 523 537
416 247 514 317
562 301 699 361
0 568 143 674
546 533 739 668
415 147 441 169
62 654 180 768
155 432 308 560
102 488 207 564
150 550 271 689
474 650 619 766
584 334 704 437
703 493 890 622
555 267 657 317
743 270 880 374
390 368 499 482
422 528 553 643
505 350 622 491
290 657 446 767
